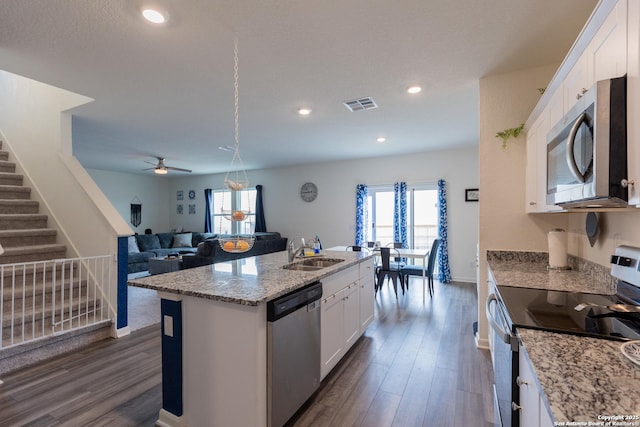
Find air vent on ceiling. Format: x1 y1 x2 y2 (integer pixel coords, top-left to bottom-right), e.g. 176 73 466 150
343 97 378 112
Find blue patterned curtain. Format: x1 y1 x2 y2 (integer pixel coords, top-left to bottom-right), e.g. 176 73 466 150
355 184 368 246
393 182 408 248
204 189 213 233
437 179 452 283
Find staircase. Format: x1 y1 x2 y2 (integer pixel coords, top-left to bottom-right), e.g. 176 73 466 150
0 141 112 375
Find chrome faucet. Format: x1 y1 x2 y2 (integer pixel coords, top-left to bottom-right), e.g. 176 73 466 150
288 238 312 262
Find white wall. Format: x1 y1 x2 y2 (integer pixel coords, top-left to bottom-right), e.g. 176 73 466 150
168 146 479 282
478 64 568 346
88 169 171 234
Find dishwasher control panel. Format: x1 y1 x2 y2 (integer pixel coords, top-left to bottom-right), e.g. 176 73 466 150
267 281 322 322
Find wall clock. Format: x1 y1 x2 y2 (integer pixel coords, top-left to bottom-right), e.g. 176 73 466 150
300 182 318 202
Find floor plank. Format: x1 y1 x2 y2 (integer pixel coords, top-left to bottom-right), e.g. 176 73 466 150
0 279 494 427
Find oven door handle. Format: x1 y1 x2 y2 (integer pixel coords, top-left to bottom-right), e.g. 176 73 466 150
486 293 515 349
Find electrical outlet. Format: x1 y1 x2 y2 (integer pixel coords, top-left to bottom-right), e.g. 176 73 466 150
164 315 174 337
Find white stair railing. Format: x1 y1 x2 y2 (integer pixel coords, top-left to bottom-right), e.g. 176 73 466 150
0 255 114 349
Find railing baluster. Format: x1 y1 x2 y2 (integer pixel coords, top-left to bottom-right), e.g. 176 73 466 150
0 255 114 349
1 266 4 349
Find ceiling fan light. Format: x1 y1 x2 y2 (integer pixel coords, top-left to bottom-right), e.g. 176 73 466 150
154 168 168 175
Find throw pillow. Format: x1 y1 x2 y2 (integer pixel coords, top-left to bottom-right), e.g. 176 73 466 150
137 234 161 252
127 236 140 253
172 232 193 248
156 233 174 249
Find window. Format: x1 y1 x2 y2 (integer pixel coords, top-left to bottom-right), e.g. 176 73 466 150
366 184 437 252
211 189 256 235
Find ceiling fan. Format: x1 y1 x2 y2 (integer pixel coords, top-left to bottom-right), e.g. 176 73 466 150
143 157 192 175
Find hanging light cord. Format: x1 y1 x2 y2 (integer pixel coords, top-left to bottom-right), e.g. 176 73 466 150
224 36 249 191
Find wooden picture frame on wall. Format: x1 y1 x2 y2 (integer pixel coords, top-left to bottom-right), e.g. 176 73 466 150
465 188 479 202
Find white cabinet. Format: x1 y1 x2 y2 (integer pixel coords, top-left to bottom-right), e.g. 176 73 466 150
518 345 554 427
525 0 630 210
321 287 345 378
320 261 374 380
343 282 360 349
525 110 563 213
589 0 627 84
359 258 375 330
320 265 360 378
627 0 640 205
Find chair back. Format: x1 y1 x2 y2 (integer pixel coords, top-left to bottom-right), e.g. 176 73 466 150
346 245 362 252
380 247 400 271
426 239 441 277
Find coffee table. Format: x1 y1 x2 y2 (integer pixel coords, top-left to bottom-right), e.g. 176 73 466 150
148 257 183 275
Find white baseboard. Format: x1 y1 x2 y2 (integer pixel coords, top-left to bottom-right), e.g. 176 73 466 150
475 334 489 350
156 409 186 427
111 325 131 338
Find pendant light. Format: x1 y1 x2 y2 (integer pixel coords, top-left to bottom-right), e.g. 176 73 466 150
219 37 255 253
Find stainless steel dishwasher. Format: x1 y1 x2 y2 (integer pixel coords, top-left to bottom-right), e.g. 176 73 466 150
267 281 322 427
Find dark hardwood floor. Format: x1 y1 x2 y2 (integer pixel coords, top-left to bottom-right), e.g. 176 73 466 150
0 279 494 427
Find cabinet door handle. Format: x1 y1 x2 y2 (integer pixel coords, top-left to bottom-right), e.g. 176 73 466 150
516 376 529 386
529 201 536 206
512 402 522 412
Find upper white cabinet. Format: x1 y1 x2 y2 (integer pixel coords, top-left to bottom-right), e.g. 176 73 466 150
589 0 627 83
627 0 640 205
526 0 636 210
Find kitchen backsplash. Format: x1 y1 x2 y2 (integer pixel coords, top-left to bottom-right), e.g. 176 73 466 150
486 250 617 291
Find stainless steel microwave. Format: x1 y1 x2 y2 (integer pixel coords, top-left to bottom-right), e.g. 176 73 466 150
546 76 628 208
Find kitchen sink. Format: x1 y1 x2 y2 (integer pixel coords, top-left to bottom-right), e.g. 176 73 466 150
282 258 344 271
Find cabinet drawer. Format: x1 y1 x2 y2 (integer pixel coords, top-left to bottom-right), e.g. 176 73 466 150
323 265 359 296
359 258 375 280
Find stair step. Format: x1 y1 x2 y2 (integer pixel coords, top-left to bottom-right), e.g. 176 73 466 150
0 185 30 200
1 279 68 301
0 199 39 214
0 262 74 280
0 172 23 186
0 228 57 247
0 161 16 174
0 244 67 264
0 214 47 230
0 320 112 375
2 293 99 324
0 151 9 161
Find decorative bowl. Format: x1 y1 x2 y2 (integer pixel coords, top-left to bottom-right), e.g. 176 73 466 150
218 235 256 253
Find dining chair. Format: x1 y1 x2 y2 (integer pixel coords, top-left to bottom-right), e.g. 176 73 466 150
400 239 440 297
345 245 362 251
376 247 404 297
385 242 406 268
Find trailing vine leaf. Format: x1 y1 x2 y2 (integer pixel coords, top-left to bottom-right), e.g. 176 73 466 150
537 87 546 95
495 123 524 150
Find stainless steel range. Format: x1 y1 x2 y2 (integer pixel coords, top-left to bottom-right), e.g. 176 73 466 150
486 245 640 427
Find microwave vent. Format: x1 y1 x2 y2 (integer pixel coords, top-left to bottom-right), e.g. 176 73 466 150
343 97 378 112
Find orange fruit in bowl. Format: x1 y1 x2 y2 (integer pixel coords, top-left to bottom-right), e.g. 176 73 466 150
232 210 246 221
236 240 250 251
223 241 236 251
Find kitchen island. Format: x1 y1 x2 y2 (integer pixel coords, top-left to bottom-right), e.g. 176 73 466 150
128 249 373 427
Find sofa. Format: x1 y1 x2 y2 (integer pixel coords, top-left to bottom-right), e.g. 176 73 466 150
127 232 216 273
181 232 288 269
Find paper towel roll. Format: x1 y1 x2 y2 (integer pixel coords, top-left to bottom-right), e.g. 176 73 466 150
548 229 568 268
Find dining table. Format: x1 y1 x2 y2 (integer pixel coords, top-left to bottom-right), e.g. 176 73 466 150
326 246 430 298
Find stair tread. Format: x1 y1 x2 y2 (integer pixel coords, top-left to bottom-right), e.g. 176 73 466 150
0 213 47 219
0 228 57 236
0 185 29 190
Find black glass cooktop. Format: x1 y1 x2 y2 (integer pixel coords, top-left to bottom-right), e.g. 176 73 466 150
496 283 640 341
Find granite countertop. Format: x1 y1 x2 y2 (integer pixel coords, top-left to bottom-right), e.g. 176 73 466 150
487 250 616 295
128 250 372 306
518 328 640 424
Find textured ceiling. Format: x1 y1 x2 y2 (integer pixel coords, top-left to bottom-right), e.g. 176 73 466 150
0 0 598 175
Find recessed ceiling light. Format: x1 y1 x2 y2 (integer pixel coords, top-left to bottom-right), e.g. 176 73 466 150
298 108 312 116
407 85 422 94
142 8 167 24
376 137 386 143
